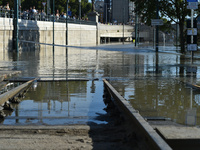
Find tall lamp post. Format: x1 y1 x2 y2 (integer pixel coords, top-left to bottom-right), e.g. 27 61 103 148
13 0 19 52
53 0 55 52
135 3 138 47
156 0 159 52
79 0 81 20
66 0 69 45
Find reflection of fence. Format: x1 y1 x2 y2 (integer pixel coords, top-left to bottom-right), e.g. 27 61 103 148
0 83 20 95
0 8 96 26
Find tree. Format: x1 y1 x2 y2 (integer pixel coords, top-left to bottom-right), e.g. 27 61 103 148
19 0 91 18
0 0 14 9
68 0 92 18
132 0 191 53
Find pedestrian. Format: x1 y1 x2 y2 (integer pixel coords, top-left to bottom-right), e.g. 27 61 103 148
41 9 46 21
4 2 10 18
5 2 10 10
29 7 33 20
32 6 37 20
56 9 59 21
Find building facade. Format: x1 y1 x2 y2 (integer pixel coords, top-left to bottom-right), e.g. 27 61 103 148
95 0 135 24
111 0 129 24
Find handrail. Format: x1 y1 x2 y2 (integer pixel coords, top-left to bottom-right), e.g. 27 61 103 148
0 8 96 26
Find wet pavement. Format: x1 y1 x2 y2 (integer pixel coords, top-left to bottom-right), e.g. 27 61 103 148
0 43 200 126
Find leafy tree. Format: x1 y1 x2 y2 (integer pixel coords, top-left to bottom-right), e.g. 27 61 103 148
21 0 42 11
18 0 91 18
132 0 191 53
68 0 92 18
0 0 14 9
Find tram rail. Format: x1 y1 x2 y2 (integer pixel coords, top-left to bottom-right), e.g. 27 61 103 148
103 79 172 150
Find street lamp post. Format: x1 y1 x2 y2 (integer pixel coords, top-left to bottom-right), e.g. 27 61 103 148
53 0 55 52
14 0 19 52
105 4 107 23
156 0 159 52
66 0 69 45
79 0 81 20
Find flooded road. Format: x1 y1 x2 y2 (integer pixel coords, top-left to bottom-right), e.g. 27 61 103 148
3 81 106 125
1 43 200 126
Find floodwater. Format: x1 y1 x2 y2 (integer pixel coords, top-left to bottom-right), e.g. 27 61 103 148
1 43 200 126
2 81 106 125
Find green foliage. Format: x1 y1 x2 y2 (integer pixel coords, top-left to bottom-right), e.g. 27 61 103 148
131 0 192 53
21 0 42 10
7 0 92 18
0 0 14 9
68 0 91 18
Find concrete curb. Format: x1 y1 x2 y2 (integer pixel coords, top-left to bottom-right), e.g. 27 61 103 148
103 79 172 150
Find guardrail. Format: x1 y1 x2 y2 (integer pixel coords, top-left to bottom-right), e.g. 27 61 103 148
0 8 96 26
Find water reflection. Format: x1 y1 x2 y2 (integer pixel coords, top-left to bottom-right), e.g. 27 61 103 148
1 44 200 80
1 44 200 126
110 78 200 126
1 81 106 125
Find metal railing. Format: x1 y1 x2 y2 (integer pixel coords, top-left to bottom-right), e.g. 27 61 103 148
0 8 96 26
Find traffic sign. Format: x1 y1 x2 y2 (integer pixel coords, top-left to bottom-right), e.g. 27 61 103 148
187 28 197 35
151 19 163 26
187 44 197 51
42 2 46 6
187 2 198 9
187 0 198 2
68 11 72 16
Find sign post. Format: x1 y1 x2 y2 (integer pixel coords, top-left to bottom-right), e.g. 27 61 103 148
42 2 46 14
151 19 163 52
187 0 198 61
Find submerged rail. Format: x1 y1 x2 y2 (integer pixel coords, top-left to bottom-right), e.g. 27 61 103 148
0 78 36 106
103 79 172 150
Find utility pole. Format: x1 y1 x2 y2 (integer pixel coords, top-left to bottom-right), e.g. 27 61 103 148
13 0 19 52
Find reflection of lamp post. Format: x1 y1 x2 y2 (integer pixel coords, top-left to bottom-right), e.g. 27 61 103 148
79 0 81 20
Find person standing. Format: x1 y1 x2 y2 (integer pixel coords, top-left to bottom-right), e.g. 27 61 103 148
6 2 10 10
41 9 46 21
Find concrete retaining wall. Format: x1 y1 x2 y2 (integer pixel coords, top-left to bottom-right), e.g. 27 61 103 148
0 18 97 50
0 18 136 50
